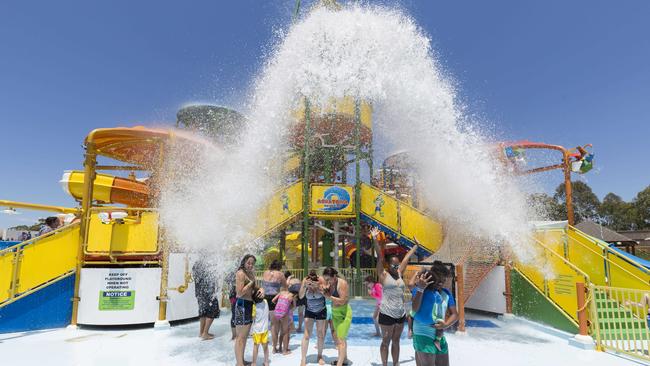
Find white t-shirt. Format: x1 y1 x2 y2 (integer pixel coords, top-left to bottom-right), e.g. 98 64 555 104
251 299 269 334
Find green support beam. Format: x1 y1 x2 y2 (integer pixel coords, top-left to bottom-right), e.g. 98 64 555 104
302 97 312 276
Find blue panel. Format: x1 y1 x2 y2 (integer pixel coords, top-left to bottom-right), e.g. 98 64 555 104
0 241 20 250
465 319 499 328
0 274 74 333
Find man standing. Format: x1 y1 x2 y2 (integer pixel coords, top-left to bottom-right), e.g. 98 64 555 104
192 256 220 340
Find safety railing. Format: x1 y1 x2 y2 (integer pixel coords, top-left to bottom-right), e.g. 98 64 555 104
514 234 591 324
0 223 79 307
590 285 650 363
567 227 650 290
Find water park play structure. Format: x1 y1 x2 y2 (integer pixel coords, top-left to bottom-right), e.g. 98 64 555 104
1 98 649 363
0 2 649 362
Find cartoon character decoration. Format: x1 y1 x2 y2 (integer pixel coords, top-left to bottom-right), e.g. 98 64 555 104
568 144 594 174
373 194 385 217
281 191 291 214
503 145 527 171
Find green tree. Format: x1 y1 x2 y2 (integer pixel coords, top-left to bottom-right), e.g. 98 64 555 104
599 193 635 231
9 218 45 232
528 193 564 220
633 185 650 229
553 181 601 224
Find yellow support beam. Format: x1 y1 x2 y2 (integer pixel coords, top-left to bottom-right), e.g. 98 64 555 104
0 200 78 214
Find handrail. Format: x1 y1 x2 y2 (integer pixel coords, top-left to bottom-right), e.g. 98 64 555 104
0 222 81 255
569 226 650 275
567 228 648 287
529 234 591 284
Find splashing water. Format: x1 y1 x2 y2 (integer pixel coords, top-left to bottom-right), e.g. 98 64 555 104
159 4 539 267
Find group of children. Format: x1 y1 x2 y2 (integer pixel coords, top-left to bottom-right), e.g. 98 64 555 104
225 240 456 366
249 270 342 366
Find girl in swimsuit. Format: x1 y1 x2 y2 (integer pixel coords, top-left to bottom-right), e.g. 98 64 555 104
272 285 294 355
286 271 304 333
365 275 383 337
323 267 352 366
371 227 420 366
235 254 260 366
262 260 286 353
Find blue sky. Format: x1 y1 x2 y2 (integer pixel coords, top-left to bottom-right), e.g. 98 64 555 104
1 0 649 229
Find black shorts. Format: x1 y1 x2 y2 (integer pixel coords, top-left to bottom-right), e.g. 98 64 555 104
234 298 254 326
197 296 220 319
296 296 307 307
264 295 277 311
230 300 236 328
378 312 406 326
304 307 327 320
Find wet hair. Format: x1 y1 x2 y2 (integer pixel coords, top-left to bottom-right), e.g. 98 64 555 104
269 259 282 271
364 275 378 284
307 270 319 282
430 260 450 279
45 216 59 228
284 271 292 279
238 254 256 271
322 267 338 278
253 288 264 304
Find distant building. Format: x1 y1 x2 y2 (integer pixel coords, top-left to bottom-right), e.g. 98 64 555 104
575 220 637 254
1 228 39 242
618 230 650 247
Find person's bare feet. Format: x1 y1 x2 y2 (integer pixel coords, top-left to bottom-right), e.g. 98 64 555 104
372 332 381 337
407 330 413 339
200 334 214 340
282 350 292 355
318 356 326 365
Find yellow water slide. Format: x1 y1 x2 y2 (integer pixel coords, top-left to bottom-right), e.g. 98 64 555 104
250 180 304 240
359 183 444 255
61 170 150 207
513 223 650 326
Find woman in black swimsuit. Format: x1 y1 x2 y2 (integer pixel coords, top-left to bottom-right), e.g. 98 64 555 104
234 254 260 366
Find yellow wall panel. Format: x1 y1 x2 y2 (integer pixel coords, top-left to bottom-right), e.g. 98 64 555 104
253 181 303 238
0 250 15 303
400 205 443 253
86 212 159 254
608 254 650 290
566 231 608 287
18 225 78 292
360 184 398 229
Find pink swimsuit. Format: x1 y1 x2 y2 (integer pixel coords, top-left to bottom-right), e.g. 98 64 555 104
371 283 383 306
274 296 291 319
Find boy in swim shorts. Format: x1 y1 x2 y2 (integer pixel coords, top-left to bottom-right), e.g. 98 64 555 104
252 291 270 366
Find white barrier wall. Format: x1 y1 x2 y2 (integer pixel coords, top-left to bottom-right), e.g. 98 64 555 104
465 265 507 314
78 267 161 325
166 253 199 321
